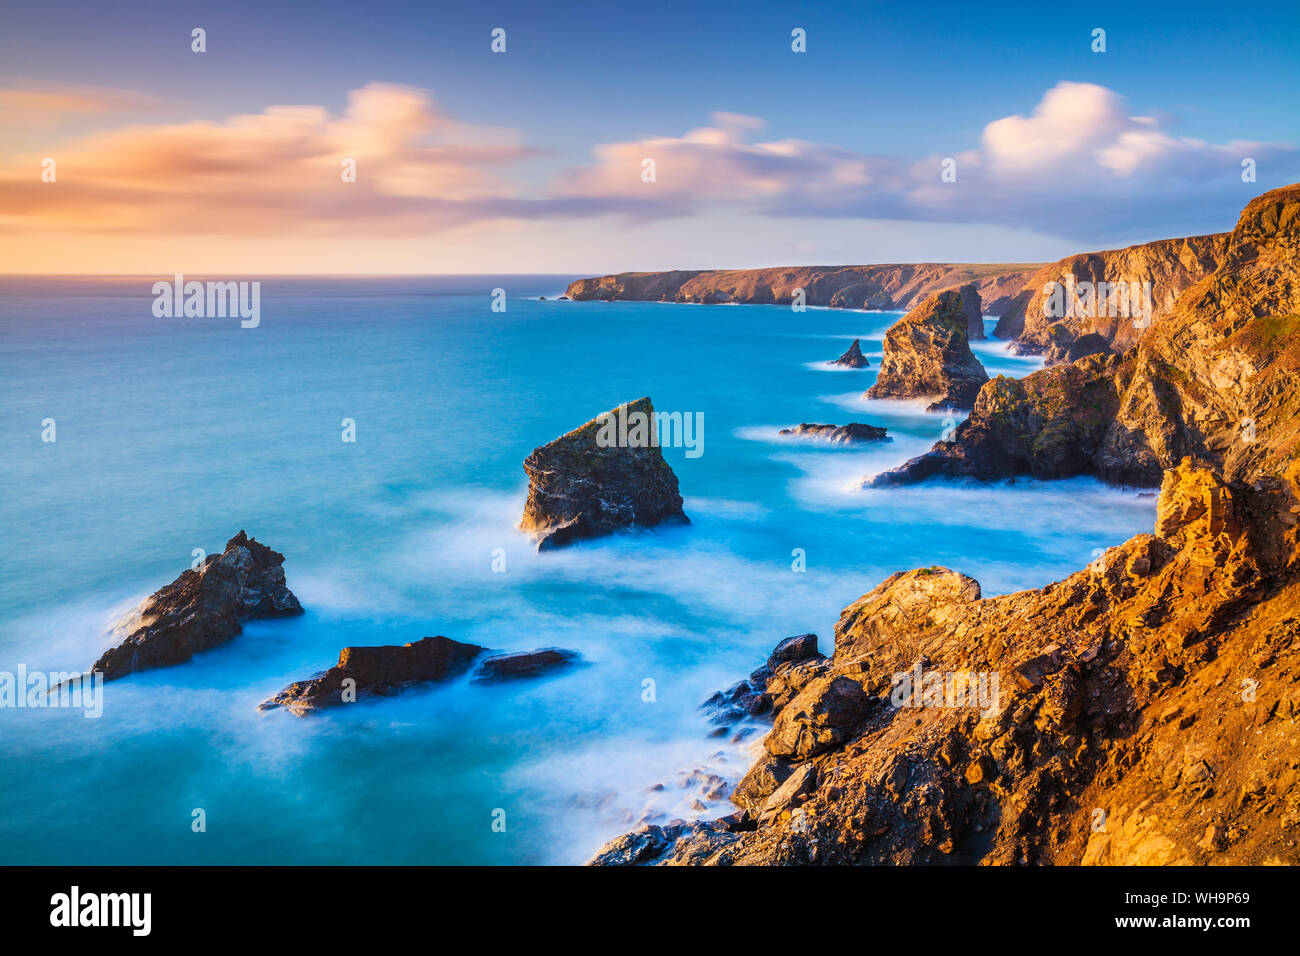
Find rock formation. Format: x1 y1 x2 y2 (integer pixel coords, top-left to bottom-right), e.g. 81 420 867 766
472 648 581 683
519 397 689 550
870 184 1300 489
565 263 1041 315
92 531 303 681
777 423 888 444
591 457 1300 865
830 338 869 368
993 234 1228 360
958 283 985 341
865 291 989 411
259 635 485 715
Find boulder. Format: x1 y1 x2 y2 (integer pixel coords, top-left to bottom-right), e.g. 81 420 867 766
519 397 688 550
865 290 989 411
778 423 888 444
830 338 870 368
92 531 303 681
259 635 484 715
472 647 580 683
764 675 871 760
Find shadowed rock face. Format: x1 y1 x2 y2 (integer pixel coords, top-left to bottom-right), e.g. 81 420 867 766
870 183 1300 489
472 648 580 683
92 531 303 681
958 283 986 341
519 397 688 550
591 458 1300 866
259 635 485 716
830 338 869 368
993 233 1228 358
564 263 1041 315
865 290 989 411
777 423 888 444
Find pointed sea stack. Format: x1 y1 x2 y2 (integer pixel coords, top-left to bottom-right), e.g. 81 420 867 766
830 338 869 368
958 283 986 340
865 290 989 412
519 397 689 550
92 531 303 681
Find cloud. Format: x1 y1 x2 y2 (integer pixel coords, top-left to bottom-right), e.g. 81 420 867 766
2 80 1295 245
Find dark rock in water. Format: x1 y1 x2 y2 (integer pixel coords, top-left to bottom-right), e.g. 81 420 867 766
92 530 303 681
866 290 989 411
700 635 826 726
259 635 485 716
830 337 870 368
587 820 745 866
519 396 689 550
767 634 821 669
473 647 580 683
777 423 888 444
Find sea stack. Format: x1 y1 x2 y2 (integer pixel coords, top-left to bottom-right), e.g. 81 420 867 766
92 531 303 681
865 290 989 411
519 397 689 550
831 338 870 368
958 283 986 341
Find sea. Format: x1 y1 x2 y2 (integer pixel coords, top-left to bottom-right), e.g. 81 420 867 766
0 275 1158 864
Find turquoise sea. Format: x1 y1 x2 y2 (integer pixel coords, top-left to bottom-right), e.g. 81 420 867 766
0 276 1158 864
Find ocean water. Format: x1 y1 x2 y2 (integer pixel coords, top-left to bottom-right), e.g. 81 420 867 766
0 276 1158 864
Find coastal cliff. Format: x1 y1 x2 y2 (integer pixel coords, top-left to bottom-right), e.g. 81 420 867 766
592 457 1300 865
993 234 1229 359
564 263 1040 315
872 184 1300 489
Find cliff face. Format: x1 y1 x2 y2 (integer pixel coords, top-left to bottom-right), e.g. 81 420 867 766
993 234 1229 358
866 290 989 411
565 263 1041 315
592 458 1300 865
873 184 1300 489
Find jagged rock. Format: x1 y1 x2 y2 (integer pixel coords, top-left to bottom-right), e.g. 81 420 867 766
865 290 989 411
764 675 872 760
767 634 822 669
701 634 826 725
259 635 484 715
777 423 888 444
1043 331 1111 366
472 647 580 683
758 762 818 823
92 531 302 681
519 397 688 550
830 338 870 368
875 184 1300 489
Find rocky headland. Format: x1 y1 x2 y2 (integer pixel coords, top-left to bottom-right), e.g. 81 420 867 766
871 184 1300 489
865 290 990 411
564 263 1040 315
92 531 303 681
519 396 689 550
592 457 1300 865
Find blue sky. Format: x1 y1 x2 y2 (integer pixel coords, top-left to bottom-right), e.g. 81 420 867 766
2 0 1298 272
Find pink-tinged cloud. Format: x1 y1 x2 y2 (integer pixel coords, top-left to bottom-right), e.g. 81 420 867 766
3 80 1295 244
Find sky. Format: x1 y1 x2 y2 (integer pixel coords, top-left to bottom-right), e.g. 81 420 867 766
2 0 1298 274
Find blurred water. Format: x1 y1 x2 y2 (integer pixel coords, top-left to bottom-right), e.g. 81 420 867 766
0 277 1156 863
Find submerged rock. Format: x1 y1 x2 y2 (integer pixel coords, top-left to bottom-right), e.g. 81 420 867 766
778 423 888 444
92 531 303 681
519 396 688 550
259 635 485 716
865 290 989 411
472 647 581 683
830 338 870 368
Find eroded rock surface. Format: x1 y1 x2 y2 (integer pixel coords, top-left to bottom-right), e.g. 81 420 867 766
866 290 989 411
519 397 688 550
778 423 888 444
93 531 303 681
